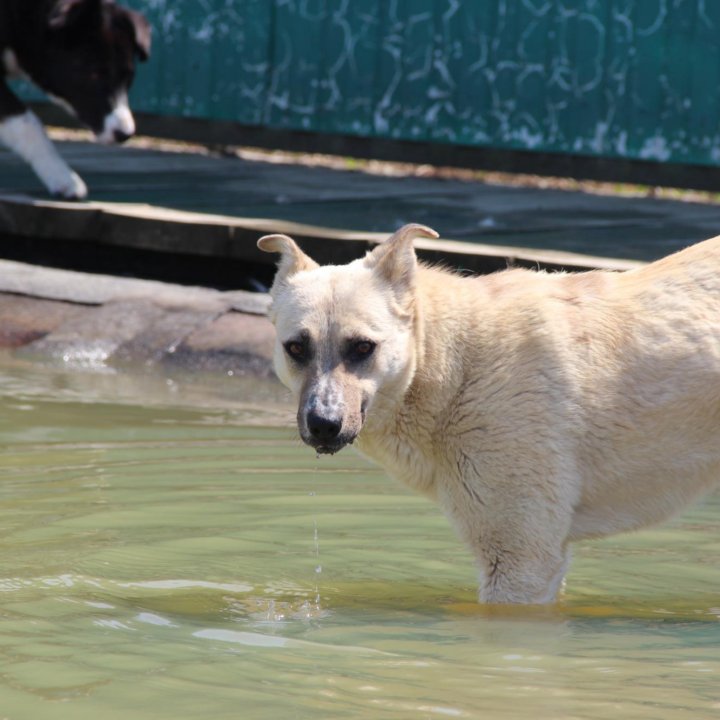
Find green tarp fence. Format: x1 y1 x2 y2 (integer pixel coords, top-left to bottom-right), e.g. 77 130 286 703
24 1 720 166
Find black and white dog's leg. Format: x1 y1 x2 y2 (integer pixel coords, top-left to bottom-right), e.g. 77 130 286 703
0 82 87 199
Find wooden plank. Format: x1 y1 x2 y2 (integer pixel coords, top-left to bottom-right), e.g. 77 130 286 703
0 193 644 274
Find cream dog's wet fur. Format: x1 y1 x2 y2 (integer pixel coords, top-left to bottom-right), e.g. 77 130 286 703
258 224 720 604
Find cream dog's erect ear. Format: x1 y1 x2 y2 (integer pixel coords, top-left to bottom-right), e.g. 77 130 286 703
365 223 439 287
257 233 319 286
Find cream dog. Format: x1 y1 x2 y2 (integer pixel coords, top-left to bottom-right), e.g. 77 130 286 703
258 224 720 604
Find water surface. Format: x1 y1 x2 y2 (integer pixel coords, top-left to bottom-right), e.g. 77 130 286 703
0 360 718 719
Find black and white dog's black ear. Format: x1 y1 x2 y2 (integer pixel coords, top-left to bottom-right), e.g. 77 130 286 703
123 9 152 62
49 0 151 62
48 0 101 30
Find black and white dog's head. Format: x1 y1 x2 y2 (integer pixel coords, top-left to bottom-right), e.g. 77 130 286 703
35 0 151 144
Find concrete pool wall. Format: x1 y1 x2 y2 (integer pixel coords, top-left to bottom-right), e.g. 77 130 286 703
0 259 275 375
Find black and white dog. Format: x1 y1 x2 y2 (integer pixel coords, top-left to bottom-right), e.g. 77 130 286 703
0 0 150 198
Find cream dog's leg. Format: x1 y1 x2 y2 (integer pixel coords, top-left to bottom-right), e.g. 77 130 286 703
439 466 575 604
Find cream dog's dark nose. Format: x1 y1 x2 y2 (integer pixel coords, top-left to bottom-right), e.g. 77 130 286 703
307 412 341 441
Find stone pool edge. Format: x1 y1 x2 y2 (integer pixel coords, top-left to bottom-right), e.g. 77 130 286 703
0 258 276 376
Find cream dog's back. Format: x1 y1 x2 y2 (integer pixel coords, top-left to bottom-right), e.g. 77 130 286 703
259 226 720 604
407 236 720 538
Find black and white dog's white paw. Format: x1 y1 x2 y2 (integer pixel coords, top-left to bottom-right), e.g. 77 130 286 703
46 167 88 201
0 110 87 199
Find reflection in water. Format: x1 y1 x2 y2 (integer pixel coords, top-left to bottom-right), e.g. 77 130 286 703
0 358 717 719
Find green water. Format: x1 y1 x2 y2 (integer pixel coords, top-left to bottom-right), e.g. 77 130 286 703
0 360 718 720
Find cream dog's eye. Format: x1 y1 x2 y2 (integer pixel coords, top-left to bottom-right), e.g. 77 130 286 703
350 340 376 360
284 340 307 361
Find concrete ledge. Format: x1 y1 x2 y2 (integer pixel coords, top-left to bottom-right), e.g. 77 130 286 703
0 193 644 274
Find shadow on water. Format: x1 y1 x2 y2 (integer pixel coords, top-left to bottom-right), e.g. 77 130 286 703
127 584 720 625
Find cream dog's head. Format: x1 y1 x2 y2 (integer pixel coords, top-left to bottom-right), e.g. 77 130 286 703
258 224 438 454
